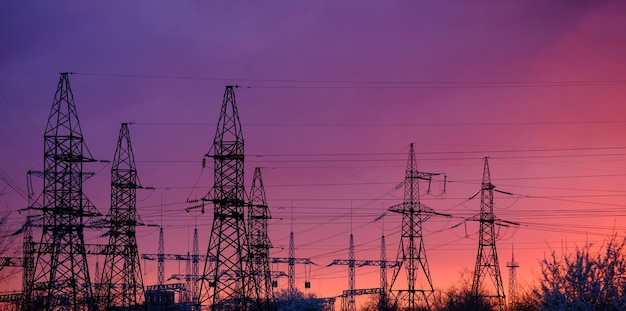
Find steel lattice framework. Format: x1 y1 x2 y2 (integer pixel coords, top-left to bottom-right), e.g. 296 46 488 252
506 245 519 304
29 72 101 311
270 231 315 295
471 157 506 307
199 86 259 310
247 167 274 308
389 143 446 311
98 123 145 310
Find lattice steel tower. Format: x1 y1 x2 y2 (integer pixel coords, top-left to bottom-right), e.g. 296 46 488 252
30 72 101 311
379 230 389 308
199 86 258 310
98 123 145 310
389 143 445 311
506 245 519 304
248 167 274 307
471 157 506 306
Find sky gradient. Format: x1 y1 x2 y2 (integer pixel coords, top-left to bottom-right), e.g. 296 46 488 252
2 0 626 305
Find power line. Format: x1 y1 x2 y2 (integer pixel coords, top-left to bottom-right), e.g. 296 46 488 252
75 72 626 88
132 121 626 127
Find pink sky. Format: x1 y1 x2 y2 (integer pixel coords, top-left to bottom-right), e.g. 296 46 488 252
2 0 626 306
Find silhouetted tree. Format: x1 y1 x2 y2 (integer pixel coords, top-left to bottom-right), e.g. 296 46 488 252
508 289 538 311
360 293 398 311
431 269 497 311
535 234 626 310
275 289 325 311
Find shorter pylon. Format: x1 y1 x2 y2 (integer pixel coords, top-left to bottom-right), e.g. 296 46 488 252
507 244 519 304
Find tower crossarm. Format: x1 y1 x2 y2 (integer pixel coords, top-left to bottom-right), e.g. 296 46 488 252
271 257 315 265
339 288 383 297
327 259 397 267
141 253 213 261
358 260 401 268
146 283 187 291
0 257 23 267
32 243 107 255
0 293 23 303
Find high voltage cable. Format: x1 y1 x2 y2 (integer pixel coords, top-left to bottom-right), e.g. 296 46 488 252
75 72 626 88
133 121 626 127
136 154 626 164
249 83 626 89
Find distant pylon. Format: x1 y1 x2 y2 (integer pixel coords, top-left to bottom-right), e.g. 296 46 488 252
389 143 447 311
158 226 165 287
248 167 275 307
379 227 389 307
29 72 101 311
506 244 519 304
98 123 145 310
347 233 355 311
198 86 259 310
21 176 36 311
191 226 199 306
471 157 506 307
270 228 316 295
288 231 296 294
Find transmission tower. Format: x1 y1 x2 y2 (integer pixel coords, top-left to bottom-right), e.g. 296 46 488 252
158 227 165 287
330 233 356 311
248 167 274 307
271 229 315 295
471 157 506 307
98 123 145 310
29 72 101 311
289 231 295 294
198 85 258 310
167 226 200 305
379 230 389 308
506 244 519 304
389 143 447 311
191 226 199 305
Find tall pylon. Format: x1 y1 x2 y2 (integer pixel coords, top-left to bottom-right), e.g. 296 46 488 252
198 86 258 310
98 123 145 310
29 72 101 311
389 143 447 311
248 167 274 307
471 157 506 307
506 244 519 304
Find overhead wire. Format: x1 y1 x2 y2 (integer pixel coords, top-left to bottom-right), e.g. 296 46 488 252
75 72 626 88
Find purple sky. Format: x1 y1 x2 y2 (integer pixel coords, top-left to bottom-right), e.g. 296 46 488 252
2 0 626 303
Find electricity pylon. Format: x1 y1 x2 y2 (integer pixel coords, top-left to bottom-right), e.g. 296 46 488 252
271 231 315 295
191 226 199 305
29 72 101 311
379 229 390 308
389 143 448 311
158 227 165 286
98 123 145 310
248 167 274 308
471 157 507 308
506 244 519 304
197 86 259 310
329 233 356 311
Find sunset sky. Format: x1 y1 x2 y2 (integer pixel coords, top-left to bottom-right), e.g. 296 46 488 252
2 0 626 306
